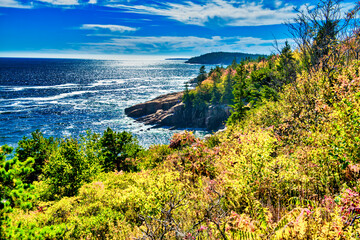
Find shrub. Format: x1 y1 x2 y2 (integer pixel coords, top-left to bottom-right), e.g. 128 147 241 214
138 144 172 170
0 145 36 239
16 130 58 183
100 128 142 172
169 131 196 150
40 136 103 200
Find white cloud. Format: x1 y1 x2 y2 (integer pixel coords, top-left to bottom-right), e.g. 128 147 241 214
80 24 138 32
0 0 99 8
341 2 357 13
0 0 32 8
274 0 282 8
37 0 78 5
80 35 284 54
110 0 301 26
36 0 97 5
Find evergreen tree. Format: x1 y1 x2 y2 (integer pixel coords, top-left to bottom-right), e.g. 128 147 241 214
100 128 142 172
196 65 207 86
199 65 206 75
1 145 35 238
41 136 104 199
210 82 221 105
221 69 234 104
16 130 58 183
231 57 237 69
276 41 297 87
182 83 192 108
252 64 257 71
228 63 249 123
192 93 207 114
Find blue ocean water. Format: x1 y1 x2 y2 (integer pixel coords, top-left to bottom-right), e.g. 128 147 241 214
0 57 207 148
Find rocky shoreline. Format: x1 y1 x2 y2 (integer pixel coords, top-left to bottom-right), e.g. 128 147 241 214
125 91 231 130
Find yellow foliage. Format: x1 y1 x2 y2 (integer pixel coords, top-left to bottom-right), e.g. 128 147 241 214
6 53 360 239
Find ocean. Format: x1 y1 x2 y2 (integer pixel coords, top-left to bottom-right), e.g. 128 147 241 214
0 57 208 148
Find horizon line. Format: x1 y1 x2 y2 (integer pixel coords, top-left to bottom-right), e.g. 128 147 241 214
0 50 268 61
0 52 195 61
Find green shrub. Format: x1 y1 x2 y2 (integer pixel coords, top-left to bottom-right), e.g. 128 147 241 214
138 144 172 169
100 128 142 172
0 145 36 239
16 130 58 183
40 137 102 200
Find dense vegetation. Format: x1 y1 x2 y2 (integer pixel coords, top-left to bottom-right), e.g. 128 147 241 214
185 52 266 65
2 0 360 239
182 53 279 120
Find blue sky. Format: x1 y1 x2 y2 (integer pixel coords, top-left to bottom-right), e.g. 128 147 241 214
0 0 356 58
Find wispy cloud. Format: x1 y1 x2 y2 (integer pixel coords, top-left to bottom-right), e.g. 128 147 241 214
80 24 138 33
0 0 99 8
340 2 357 13
109 0 301 26
80 35 285 54
0 0 32 9
37 0 78 5
37 0 96 5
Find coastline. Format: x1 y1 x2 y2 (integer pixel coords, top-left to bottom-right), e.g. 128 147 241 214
124 90 231 131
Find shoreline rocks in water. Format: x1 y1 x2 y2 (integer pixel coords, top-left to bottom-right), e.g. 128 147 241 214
124 91 231 131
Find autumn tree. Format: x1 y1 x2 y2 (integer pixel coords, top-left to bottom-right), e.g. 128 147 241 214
287 0 360 73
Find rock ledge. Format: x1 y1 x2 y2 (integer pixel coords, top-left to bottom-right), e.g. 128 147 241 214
125 91 231 130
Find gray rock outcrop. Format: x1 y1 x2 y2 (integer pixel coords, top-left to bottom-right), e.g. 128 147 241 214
124 91 231 130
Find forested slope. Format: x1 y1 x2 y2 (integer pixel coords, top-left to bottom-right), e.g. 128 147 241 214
2 0 360 239
185 52 265 65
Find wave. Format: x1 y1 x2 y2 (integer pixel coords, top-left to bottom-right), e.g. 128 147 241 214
0 83 80 92
89 79 125 88
0 76 187 93
0 78 129 92
0 58 200 148
92 119 121 126
2 90 98 102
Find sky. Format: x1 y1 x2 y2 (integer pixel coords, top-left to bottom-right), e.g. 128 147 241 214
0 0 357 59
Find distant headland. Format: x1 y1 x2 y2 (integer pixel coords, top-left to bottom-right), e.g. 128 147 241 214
185 51 266 65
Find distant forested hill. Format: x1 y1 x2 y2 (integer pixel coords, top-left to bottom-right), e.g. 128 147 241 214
185 52 266 65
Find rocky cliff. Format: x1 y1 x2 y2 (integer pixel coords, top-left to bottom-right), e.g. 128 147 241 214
125 92 231 130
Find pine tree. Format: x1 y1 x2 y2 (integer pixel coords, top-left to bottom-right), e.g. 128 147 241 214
228 63 249 123
221 70 234 104
100 128 141 172
231 57 237 69
196 65 207 86
276 41 297 86
1 145 35 238
182 83 192 108
16 130 58 183
210 82 221 105
199 65 206 75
